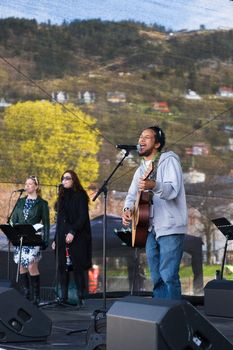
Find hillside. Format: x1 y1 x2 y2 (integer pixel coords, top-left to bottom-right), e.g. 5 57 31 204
0 18 233 192
1 18 233 89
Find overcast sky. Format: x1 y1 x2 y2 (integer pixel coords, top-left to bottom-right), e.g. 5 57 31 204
0 0 233 31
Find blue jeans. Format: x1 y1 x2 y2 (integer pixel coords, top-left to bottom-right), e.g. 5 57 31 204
146 231 185 300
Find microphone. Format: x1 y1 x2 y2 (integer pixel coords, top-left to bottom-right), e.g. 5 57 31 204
56 183 63 189
116 144 141 152
13 188 26 193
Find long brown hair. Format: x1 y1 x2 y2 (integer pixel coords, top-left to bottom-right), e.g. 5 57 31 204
57 169 89 204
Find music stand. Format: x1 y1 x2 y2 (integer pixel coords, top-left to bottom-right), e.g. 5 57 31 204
212 217 233 279
0 224 44 283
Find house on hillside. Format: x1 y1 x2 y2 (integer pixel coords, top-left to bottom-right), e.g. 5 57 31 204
192 143 209 156
78 91 96 104
152 101 170 113
107 91 126 103
0 98 12 108
107 92 126 104
52 91 69 103
184 89 202 100
217 87 233 98
214 138 233 152
222 125 233 134
183 169 206 184
185 143 209 157
118 72 131 77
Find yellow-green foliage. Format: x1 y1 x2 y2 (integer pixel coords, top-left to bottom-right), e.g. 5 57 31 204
0 100 101 188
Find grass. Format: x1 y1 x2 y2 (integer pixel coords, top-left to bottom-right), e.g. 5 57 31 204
180 264 233 280
106 264 233 280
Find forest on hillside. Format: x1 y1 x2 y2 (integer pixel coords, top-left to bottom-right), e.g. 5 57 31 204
0 18 233 84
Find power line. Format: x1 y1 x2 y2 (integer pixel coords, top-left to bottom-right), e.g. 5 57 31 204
1 33 233 181
170 104 233 146
0 55 114 146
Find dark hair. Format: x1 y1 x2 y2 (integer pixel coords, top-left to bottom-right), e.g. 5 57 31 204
56 170 89 207
144 125 166 151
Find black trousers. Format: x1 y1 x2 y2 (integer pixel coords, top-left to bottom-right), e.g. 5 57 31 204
59 268 86 300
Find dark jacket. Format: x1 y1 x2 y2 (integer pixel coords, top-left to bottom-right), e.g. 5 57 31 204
55 188 92 271
11 196 50 248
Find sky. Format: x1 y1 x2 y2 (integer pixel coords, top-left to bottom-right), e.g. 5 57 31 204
0 0 233 31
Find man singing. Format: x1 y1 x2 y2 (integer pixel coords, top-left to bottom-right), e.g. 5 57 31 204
122 126 187 300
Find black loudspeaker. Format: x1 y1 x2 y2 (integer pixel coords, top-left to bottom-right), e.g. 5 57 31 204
204 279 233 318
107 296 232 350
0 287 52 342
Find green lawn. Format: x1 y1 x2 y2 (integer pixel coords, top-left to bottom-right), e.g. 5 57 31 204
107 264 233 280
180 264 233 279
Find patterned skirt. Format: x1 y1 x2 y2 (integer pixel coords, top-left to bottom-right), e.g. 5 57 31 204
14 246 41 268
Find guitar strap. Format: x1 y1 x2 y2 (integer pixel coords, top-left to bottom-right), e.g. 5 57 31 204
141 152 161 181
142 152 161 211
141 153 161 230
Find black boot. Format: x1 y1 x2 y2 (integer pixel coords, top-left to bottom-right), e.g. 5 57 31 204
19 273 30 300
76 297 85 309
30 275 40 306
59 271 69 303
73 270 86 309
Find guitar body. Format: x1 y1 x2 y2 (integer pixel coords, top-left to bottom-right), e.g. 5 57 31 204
132 191 151 248
131 160 155 248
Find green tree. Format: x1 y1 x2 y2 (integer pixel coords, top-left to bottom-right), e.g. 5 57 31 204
0 101 101 188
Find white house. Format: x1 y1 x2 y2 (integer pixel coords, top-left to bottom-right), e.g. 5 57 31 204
0 98 12 108
183 169 206 184
78 91 96 104
52 91 69 103
184 89 202 100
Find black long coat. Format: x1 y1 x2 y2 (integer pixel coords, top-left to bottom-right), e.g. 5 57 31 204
55 188 92 272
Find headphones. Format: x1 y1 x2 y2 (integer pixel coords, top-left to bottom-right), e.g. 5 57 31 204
147 126 165 151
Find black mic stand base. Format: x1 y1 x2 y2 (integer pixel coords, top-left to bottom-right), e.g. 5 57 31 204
84 309 106 350
66 308 106 350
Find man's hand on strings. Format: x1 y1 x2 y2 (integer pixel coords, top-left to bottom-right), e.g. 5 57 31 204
122 208 132 226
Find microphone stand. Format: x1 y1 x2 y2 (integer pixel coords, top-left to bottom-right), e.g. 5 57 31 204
67 151 130 347
40 185 66 308
6 191 24 281
92 150 129 311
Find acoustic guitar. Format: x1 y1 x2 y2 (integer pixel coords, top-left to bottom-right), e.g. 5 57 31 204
131 162 155 248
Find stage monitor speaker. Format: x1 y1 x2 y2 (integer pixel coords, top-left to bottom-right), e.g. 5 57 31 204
204 279 233 318
107 296 232 350
0 287 52 342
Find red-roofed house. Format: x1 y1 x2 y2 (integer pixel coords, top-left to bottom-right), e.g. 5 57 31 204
152 101 170 113
217 87 233 98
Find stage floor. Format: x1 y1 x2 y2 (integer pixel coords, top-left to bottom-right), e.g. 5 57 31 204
0 297 233 350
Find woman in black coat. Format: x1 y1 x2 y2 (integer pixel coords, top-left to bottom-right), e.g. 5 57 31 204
52 170 92 307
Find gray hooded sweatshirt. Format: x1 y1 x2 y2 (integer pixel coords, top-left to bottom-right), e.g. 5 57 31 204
124 151 188 238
